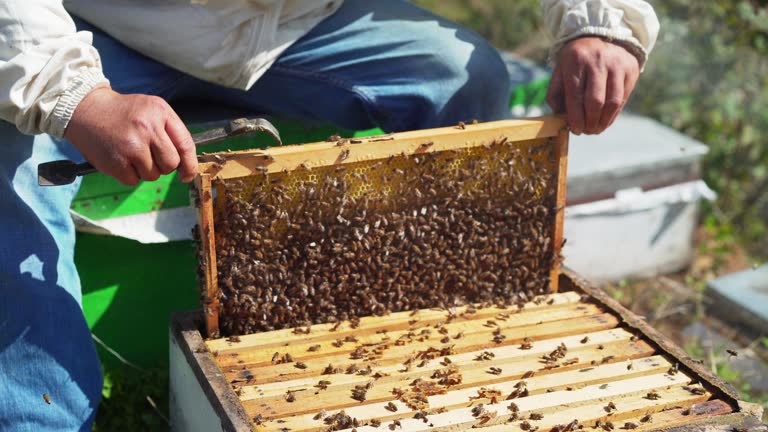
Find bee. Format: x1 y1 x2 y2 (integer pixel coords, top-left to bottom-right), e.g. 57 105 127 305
605 401 617 412
457 121 466 130
471 404 486 417
313 410 327 420
488 366 502 375
294 361 308 370
640 413 653 423
339 149 350 162
351 384 369 401
285 391 296 402
684 385 706 395
726 349 738 357
43 394 51 405
308 344 321 352
645 390 660 400
227 335 241 343
385 401 398 412
668 363 679 375
271 352 280 362
529 413 544 420
327 134 342 142
623 422 638 429
580 336 589 344
369 419 381 428
475 351 495 361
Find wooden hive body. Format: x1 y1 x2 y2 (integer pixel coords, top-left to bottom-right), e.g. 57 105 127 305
170 271 764 432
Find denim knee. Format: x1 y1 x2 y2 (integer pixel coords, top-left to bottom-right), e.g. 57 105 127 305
431 31 511 125
377 25 511 131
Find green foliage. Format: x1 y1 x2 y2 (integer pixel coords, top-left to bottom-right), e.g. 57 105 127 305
623 1 768 259
414 0 768 260
93 366 169 432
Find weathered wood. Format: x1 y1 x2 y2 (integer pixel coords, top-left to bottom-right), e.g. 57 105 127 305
578 400 735 432
207 292 582 354
194 174 220 338
224 313 620 385
239 327 643 400
214 301 602 367
244 351 664 419
451 387 715 432
268 373 705 432
199 117 567 180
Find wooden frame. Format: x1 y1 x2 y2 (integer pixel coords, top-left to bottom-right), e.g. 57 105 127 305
194 116 569 338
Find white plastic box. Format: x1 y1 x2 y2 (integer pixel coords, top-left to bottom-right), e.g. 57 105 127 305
562 113 713 281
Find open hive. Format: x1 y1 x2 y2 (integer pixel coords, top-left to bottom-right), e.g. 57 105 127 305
185 117 763 432
173 272 761 432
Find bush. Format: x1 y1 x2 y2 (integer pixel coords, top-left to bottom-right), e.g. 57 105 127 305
415 0 768 259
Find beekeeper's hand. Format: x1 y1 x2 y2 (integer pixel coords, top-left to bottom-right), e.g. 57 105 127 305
64 85 198 185
546 36 640 135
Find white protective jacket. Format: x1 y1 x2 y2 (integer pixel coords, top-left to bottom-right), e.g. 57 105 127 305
0 0 659 140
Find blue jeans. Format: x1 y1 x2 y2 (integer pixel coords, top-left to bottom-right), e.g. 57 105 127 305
0 0 510 429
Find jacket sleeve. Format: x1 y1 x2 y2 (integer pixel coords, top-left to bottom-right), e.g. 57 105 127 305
0 1 109 139
542 0 660 71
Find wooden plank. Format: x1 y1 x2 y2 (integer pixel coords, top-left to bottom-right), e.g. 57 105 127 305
265 373 700 432
549 129 569 292
244 350 664 419
577 400 733 432
207 292 582 354
214 301 602 367
448 387 713 432
239 327 641 400
223 313 620 384
200 117 566 180
194 173 220 338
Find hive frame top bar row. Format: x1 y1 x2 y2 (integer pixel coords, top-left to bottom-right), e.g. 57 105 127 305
197 117 568 180
193 116 569 338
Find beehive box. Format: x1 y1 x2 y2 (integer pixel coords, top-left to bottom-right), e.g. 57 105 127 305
172 117 764 432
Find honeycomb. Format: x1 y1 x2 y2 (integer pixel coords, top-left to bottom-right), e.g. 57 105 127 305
207 136 561 335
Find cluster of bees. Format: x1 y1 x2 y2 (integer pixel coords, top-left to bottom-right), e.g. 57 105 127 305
205 138 558 335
